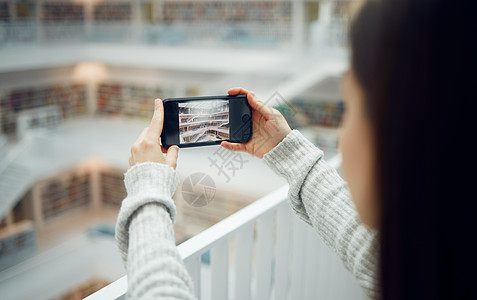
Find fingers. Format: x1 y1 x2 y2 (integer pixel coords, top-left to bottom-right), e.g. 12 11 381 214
165 145 179 169
228 88 275 119
221 141 246 152
247 91 274 119
147 99 164 141
161 145 168 154
134 127 149 145
228 87 250 95
131 127 149 158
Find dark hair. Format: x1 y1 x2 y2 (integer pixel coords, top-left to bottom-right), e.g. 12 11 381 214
350 0 477 299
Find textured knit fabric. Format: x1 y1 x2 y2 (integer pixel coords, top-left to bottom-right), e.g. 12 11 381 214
115 130 378 299
262 129 379 298
115 162 197 299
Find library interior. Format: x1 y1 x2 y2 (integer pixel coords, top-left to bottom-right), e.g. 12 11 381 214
0 1 358 299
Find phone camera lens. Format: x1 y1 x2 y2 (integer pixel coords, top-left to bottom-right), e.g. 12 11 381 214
242 114 251 122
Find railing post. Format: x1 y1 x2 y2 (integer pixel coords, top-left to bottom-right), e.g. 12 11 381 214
184 255 201 298
274 203 292 300
303 225 320 299
210 239 229 300
254 211 274 300
234 223 253 300
289 215 307 299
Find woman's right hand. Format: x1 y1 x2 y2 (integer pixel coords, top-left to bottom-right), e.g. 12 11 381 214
221 87 292 158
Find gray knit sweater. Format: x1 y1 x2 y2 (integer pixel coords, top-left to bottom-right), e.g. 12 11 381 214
115 129 378 299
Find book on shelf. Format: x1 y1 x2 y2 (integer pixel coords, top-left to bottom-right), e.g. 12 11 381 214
15 2 36 20
100 168 127 208
160 1 292 24
97 82 172 119
41 2 85 23
0 83 87 135
40 171 91 221
93 3 132 22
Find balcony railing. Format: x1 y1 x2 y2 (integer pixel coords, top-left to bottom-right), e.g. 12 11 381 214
0 22 292 48
86 154 369 300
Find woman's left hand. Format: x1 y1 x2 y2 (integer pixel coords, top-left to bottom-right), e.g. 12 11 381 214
129 99 179 169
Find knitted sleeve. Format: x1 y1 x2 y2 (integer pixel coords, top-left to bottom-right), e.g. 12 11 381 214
115 162 197 300
262 130 379 299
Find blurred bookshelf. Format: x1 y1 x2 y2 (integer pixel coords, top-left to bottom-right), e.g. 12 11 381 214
278 97 344 159
329 0 353 47
0 220 36 271
41 2 86 41
40 170 91 222
42 2 84 24
0 2 10 22
0 189 36 272
160 1 291 24
0 83 87 136
90 2 133 42
93 3 132 22
0 0 355 48
284 99 344 128
100 168 126 208
97 82 173 119
15 2 36 21
143 1 293 46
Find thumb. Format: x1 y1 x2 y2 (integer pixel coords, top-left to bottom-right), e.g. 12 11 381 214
165 145 179 169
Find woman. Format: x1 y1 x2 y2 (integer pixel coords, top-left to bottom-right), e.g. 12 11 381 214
116 0 476 299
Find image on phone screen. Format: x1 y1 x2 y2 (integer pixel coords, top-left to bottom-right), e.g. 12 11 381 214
178 100 229 144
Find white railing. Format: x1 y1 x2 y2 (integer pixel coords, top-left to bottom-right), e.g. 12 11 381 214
86 154 368 300
0 22 292 48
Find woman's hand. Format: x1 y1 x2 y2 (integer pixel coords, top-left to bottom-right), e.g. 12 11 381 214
221 87 292 158
129 99 179 169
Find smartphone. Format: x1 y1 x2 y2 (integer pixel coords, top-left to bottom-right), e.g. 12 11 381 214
161 94 252 148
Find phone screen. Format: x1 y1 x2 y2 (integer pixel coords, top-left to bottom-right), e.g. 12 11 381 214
178 100 230 144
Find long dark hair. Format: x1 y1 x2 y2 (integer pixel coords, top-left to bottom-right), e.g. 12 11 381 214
350 0 476 299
